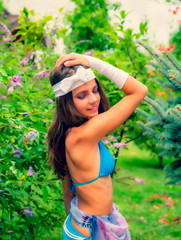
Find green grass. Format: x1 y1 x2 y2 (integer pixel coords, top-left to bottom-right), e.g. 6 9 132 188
113 143 181 240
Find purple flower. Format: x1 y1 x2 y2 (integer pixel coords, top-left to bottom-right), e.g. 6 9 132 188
83 50 93 56
35 70 49 79
11 74 23 87
45 98 53 104
12 74 22 83
113 142 127 149
44 35 52 48
27 167 35 176
14 149 23 156
27 129 39 141
20 57 29 66
133 177 143 184
8 74 23 93
8 86 14 94
8 231 13 233
1 95 7 99
24 206 33 217
14 82 23 87
2 37 11 43
0 22 11 36
102 140 110 145
20 51 36 66
108 135 118 140
165 201 171 207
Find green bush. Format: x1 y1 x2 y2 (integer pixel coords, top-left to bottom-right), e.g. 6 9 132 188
0 36 66 238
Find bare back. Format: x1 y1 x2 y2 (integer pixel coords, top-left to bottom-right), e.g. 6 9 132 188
65 131 113 216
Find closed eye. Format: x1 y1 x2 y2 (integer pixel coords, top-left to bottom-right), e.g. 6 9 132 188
93 86 99 93
75 84 98 100
77 94 86 100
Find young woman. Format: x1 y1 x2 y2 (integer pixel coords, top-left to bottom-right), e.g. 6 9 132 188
48 53 148 240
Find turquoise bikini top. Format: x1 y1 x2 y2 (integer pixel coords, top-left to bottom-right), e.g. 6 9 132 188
70 141 115 192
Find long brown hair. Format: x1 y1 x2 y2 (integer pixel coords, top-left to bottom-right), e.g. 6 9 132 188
48 64 109 179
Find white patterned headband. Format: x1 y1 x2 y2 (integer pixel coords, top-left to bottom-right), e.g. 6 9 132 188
53 66 95 97
53 66 96 97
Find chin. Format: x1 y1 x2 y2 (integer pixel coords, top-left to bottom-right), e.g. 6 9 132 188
89 112 99 118
82 110 99 119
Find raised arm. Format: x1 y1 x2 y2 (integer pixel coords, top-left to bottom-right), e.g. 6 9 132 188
80 75 148 142
56 53 148 143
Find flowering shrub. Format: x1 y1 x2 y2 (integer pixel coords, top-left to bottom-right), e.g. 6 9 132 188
7 74 23 93
158 44 175 52
0 39 65 238
168 6 179 15
11 7 63 50
0 21 12 37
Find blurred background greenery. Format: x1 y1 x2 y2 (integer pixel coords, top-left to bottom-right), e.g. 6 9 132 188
0 0 181 239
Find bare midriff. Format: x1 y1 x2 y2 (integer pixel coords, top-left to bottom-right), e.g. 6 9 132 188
71 176 113 238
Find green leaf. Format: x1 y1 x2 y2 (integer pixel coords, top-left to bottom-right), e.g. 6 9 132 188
42 185 48 202
133 33 141 40
0 67 8 77
30 116 39 122
23 7 29 17
29 10 35 15
120 10 126 19
139 21 148 35
59 7 64 12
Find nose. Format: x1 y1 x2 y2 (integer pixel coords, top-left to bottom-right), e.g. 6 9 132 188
88 92 97 104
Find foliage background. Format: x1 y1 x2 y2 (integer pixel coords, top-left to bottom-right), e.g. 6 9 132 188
0 0 181 239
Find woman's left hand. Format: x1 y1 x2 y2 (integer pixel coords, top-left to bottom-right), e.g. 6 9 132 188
55 53 90 68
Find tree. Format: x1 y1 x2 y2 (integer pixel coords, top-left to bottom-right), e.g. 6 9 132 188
169 25 181 60
63 0 118 52
137 41 181 186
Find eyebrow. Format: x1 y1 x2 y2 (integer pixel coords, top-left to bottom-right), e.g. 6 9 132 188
75 84 98 96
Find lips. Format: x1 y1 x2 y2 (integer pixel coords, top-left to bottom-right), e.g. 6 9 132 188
88 106 98 112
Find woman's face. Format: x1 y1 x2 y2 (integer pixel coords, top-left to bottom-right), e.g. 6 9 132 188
72 79 100 118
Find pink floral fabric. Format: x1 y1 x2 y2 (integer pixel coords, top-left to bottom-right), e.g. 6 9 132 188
70 196 131 240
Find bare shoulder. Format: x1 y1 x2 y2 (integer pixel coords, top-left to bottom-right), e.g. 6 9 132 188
69 76 148 143
65 127 78 153
65 124 90 152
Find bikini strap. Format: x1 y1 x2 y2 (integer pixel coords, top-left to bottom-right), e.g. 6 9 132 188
73 176 100 187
